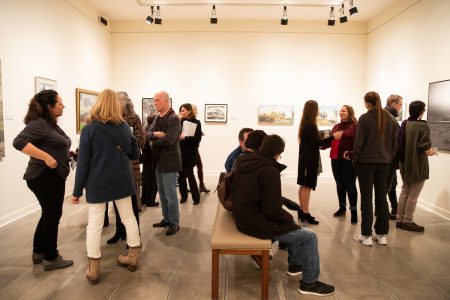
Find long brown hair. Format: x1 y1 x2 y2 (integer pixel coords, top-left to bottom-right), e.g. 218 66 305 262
364 91 385 139
298 100 318 141
179 103 195 120
342 105 357 126
24 89 59 126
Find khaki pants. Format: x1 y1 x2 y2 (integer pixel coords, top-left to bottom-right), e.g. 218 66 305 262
397 181 425 223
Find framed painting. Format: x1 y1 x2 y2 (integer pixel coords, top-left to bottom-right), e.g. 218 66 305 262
142 98 172 128
76 88 99 133
317 105 338 126
258 105 294 126
205 104 227 123
35 77 57 93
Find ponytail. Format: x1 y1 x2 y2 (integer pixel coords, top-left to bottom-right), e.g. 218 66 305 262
364 91 385 140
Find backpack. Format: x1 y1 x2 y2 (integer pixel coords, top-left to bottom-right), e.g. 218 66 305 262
214 171 234 212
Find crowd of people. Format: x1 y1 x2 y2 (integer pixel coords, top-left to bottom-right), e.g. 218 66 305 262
13 88 437 294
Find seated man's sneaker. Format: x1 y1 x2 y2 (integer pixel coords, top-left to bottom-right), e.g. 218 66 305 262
286 264 302 276
372 234 388 245
298 280 335 296
353 234 372 246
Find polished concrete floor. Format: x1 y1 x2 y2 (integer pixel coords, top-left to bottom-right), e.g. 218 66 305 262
0 177 449 300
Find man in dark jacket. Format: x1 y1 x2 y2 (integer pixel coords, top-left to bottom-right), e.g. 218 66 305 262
148 91 182 236
231 134 335 297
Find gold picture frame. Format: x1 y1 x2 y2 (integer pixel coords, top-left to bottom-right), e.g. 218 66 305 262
76 88 99 133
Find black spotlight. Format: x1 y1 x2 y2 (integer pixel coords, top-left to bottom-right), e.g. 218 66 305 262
339 4 347 23
155 6 162 24
328 7 335 26
280 5 288 25
349 0 358 15
145 6 154 24
210 5 218 24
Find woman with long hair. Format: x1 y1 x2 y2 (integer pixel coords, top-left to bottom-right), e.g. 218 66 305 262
72 89 141 284
397 101 437 232
297 100 341 224
13 89 73 271
329 105 358 224
353 91 398 246
178 103 202 205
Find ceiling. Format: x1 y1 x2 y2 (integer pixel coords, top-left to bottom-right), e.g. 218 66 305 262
85 0 396 22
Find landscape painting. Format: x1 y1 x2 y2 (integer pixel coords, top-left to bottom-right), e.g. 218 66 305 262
258 105 294 126
317 105 338 126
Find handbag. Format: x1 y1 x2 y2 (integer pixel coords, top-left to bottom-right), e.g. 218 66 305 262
214 171 234 212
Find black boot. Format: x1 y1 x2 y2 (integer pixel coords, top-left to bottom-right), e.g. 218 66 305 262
199 183 210 193
298 209 305 222
350 209 358 224
333 206 346 217
107 230 126 244
304 213 319 225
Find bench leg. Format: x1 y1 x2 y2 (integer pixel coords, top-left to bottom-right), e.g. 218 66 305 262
212 249 219 300
261 250 269 300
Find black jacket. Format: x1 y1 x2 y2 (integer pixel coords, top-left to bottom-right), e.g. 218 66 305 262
231 151 300 239
179 118 202 169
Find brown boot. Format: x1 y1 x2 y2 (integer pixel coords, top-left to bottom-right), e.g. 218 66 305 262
117 245 142 272
86 257 100 284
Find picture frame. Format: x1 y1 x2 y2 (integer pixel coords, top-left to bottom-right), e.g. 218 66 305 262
205 104 228 123
317 105 338 127
76 88 99 133
142 98 172 128
258 105 294 126
35 77 57 93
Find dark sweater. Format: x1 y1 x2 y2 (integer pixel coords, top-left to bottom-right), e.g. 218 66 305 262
13 118 71 180
353 109 398 165
231 151 300 239
179 118 202 169
225 146 242 172
73 121 139 203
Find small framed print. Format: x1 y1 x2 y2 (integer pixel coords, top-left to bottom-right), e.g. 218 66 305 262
35 77 57 93
76 88 99 133
205 104 227 123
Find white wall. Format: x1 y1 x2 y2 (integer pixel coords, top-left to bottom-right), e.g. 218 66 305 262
111 21 368 178
366 0 450 218
0 0 112 225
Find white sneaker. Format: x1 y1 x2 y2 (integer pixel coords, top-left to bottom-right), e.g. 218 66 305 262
353 234 372 246
372 234 388 245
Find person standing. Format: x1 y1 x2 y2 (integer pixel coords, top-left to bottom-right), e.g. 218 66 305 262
353 91 398 246
191 104 210 193
297 100 340 224
397 101 438 232
178 103 202 205
13 89 73 271
384 94 403 219
148 91 182 236
141 113 159 207
328 105 358 224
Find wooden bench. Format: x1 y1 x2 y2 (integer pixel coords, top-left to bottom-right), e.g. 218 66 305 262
210 204 272 300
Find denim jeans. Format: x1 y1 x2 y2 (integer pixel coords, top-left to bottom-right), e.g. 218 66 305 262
273 228 320 283
155 164 180 226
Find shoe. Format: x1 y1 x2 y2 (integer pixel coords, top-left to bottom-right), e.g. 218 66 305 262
350 210 358 224
180 198 187 204
333 206 346 217
42 255 73 271
117 245 142 272
193 201 200 205
372 234 388 245
400 222 425 232
145 202 159 207
299 280 335 296
32 252 44 264
298 209 305 222
103 215 109 227
353 234 372 246
200 184 210 193
153 219 170 228
278 241 288 250
166 224 180 236
286 264 302 276
86 257 100 284
304 213 319 225
106 232 126 244
396 222 402 228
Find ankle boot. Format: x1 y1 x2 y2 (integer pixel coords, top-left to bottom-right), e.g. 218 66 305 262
298 209 306 222
304 213 319 225
86 257 101 284
199 183 210 193
107 230 126 244
333 206 346 217
350 210 358 224
117 245 142 272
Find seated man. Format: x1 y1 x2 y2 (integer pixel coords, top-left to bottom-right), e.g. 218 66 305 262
231 134 335 296
224 127 253 172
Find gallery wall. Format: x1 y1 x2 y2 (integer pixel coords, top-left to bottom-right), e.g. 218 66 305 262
366 0 450 218
0 0 112 225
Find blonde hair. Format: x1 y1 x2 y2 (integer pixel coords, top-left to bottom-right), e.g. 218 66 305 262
89 89 124 125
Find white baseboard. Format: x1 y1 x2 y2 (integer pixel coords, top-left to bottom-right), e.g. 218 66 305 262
417 199 450 220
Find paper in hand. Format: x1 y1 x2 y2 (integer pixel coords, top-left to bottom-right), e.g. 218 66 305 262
182 120 197 137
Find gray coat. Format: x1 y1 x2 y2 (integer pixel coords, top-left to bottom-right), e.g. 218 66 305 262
148 109 182 173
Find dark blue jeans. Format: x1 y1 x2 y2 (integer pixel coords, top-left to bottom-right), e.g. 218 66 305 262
273 228 320 283
331 159 357 209
356 163 389 236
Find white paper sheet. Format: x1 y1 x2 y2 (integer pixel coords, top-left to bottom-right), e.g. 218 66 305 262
182 120 197 137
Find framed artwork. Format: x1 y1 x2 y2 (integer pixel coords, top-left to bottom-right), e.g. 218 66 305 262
142 98 172 128
35 76 57 93
317 105 338 126
258 105 294 126
0 59 4 157
205 104 227 123
76 88 99 133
